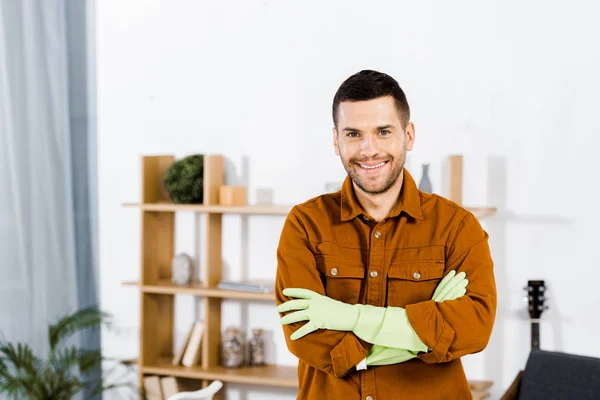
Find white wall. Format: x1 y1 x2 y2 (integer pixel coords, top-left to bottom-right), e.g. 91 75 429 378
97 1 600 399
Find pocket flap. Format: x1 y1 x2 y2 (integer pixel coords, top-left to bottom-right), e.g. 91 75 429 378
387 263 444 281
316 255 365 279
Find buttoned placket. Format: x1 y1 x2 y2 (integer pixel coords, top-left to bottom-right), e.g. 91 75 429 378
361 215 387 400
367 220 386 307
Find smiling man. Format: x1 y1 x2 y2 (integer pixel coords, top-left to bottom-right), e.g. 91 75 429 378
275 70 497 400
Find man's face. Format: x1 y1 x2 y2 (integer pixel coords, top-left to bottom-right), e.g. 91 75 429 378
333 96 415 195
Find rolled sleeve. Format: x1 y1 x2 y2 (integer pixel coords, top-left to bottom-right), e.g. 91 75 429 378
330 334 372 377
405 300 456 363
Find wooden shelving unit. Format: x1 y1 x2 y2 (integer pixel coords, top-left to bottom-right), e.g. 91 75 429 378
124 154 296 400
123 153 497 399
122 280 275 301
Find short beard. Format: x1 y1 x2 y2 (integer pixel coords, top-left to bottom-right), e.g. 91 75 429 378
343 153 405 195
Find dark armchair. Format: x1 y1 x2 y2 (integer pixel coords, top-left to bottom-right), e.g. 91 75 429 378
501 349 600 400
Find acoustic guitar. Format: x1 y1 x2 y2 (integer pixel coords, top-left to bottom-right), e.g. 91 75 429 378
524 280 548 350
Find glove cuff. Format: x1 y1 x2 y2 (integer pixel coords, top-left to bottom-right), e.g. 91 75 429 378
353 305 428 353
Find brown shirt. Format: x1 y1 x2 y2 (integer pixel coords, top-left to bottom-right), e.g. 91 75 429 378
275 168 497 400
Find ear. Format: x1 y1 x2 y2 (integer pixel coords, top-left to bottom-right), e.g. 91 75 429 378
332 127 340 156
405 122 415 151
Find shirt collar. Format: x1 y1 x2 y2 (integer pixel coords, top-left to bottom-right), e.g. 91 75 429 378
340 168 423 222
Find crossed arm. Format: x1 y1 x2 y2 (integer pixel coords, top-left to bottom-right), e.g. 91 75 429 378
277 270 468 368
275 209 496 376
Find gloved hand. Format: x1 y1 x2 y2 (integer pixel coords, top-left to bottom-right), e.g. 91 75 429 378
278 270 468 346
364 269 469 366
277 288 360 340
431 270 468 302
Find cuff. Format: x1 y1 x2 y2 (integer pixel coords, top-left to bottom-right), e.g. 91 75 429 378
406 300 456 363
355 357 367 371
330 333 372 377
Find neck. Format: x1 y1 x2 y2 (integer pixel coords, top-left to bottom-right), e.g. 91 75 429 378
353 172 404 221
531 320 540 350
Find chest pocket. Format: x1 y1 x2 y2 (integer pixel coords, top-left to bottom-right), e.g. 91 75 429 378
316 255 365 304
386 262 445 307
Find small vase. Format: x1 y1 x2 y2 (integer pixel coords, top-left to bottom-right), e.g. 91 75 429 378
418 164 433 193
171 253 192 285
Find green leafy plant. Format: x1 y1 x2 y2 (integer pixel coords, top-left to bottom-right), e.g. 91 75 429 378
163 154 204 203
0 306 138 399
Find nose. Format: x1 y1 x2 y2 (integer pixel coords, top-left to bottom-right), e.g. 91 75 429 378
360 134 379 157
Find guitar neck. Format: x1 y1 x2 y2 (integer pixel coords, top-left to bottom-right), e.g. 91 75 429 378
531 321 540 350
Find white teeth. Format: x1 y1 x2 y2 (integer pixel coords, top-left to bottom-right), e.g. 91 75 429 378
360 162 386 169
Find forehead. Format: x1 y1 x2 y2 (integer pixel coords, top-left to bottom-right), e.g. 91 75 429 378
337 96 400 130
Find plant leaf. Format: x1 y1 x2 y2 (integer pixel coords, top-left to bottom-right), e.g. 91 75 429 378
48 305 111 352
51 346 103 375
0 342 46 399
0 374 31 398
0 341 42 381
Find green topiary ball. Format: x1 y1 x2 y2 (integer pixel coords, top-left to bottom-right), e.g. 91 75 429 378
163 154 204 203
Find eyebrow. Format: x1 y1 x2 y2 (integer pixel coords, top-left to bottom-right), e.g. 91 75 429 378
342 125 396 132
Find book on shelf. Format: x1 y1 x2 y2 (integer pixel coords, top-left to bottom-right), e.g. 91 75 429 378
172 321 194 365
144 376 203 400
172 320 204 367
182 321 204 367
161 377 204 399
160 376 179 398
216 279 274 293
143 375 163 400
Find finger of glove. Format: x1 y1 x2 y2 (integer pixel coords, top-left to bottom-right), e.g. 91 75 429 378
444 274 468 297
436 283 458 302
446 282 468 301
290 322 317 340
282 288 315 300
280 310 311 325
432 270 456 299
276 299 309 314
436 272 467 301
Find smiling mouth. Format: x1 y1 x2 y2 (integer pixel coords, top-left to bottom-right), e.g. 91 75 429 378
357 161 388 170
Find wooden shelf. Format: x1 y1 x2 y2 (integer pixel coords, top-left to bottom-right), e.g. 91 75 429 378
123 202 496 219
142 360 298 389
122 280 275 301
127 357 488 393
469 380 493 391
122 202 291 215
467 207 497 219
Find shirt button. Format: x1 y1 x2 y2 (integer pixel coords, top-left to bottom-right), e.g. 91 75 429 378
413 272 421 280
370 270 378 278
373 231 381 239
330 268 338 276
366 396 373 400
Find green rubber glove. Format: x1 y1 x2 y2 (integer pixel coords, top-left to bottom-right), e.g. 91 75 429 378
351 304 428 351
352 269 470 351
365 270 469 366
366 346 419 366
277 288 360 340
278 290 425 351
278 270 468 346
431 270 468 302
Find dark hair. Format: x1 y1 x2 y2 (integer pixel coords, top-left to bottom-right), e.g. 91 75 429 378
332 70 410 129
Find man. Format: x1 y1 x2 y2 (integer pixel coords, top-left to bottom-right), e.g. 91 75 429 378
275 70 496 400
